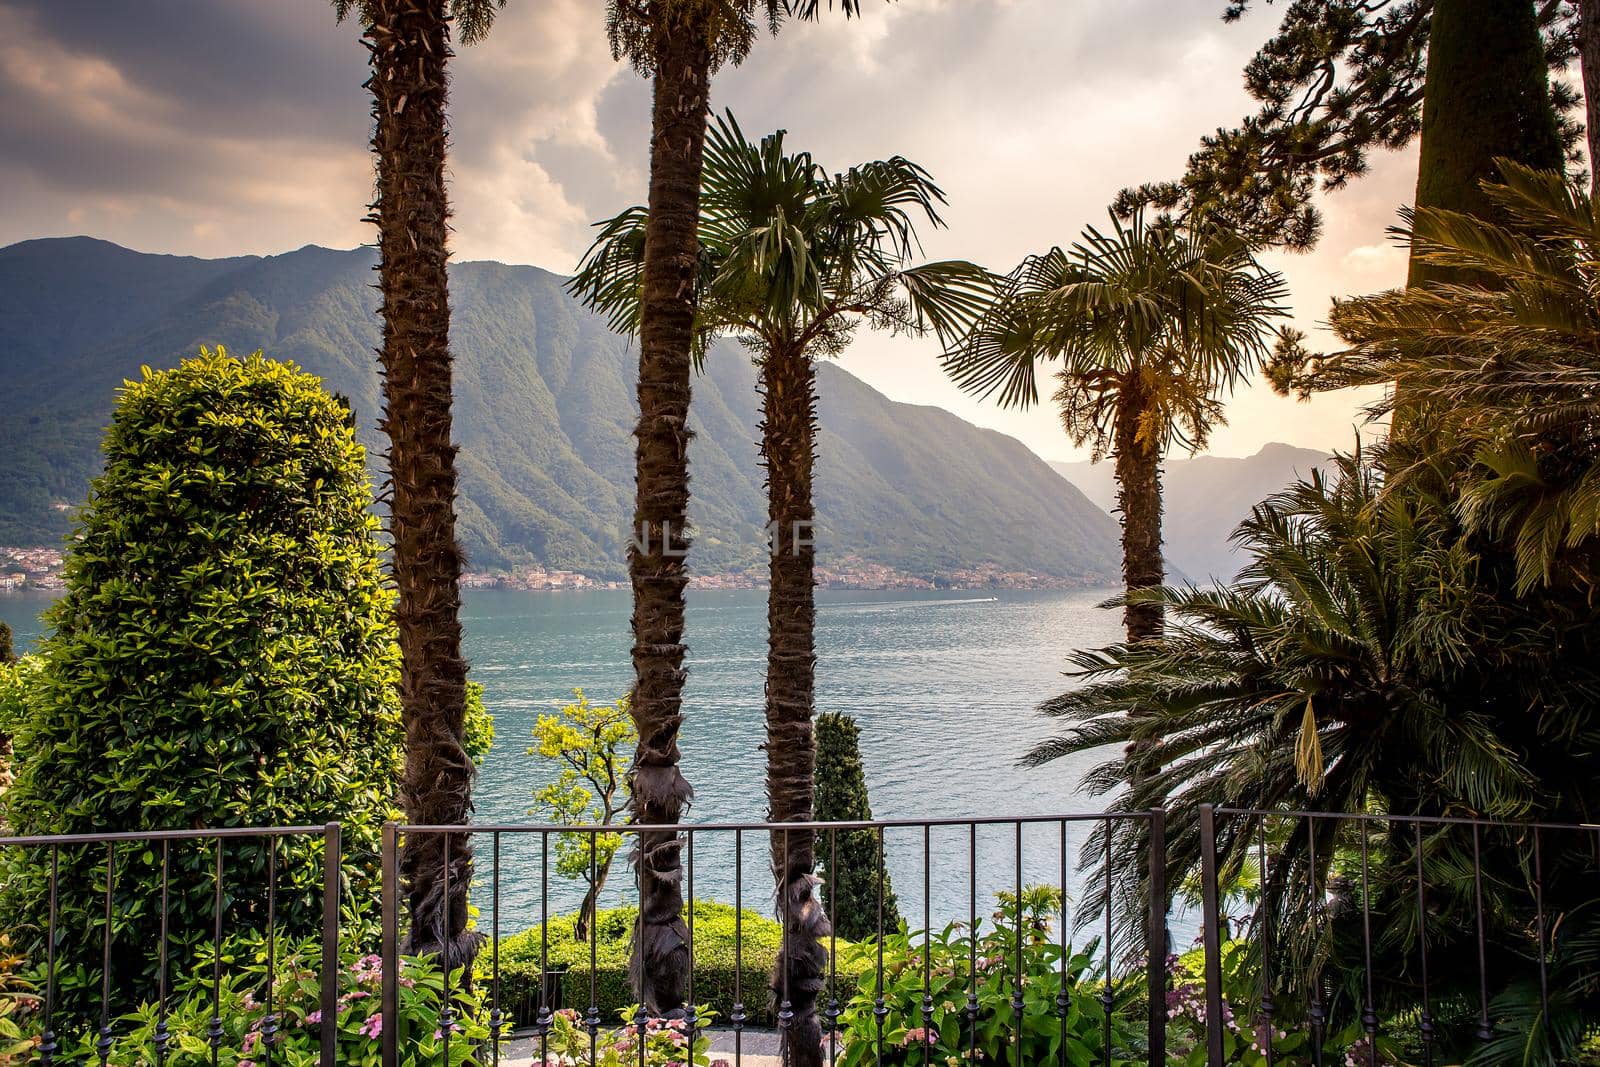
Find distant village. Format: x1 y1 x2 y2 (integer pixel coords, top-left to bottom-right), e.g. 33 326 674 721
3 546 1089 595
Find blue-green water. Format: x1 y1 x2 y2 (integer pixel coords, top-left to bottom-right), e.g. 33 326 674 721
1 587 1131 932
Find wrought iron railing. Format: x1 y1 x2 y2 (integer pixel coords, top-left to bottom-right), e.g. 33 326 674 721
7 806 1596 1064
1195 804 1600 1067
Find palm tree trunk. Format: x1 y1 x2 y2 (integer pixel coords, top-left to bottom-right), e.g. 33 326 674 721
761 342 828 1067
1581 0 1600 199
1113 386 1164 644
627 5 712 1014
364 0 478 971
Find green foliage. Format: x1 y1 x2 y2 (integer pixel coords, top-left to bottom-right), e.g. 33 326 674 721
835 886 1140 1067
0 348 404 1027
39 933 483 1067
814 711 900 941
464 680 494 766
0 935 37 1065
529 690 632 923
488 902 798 1028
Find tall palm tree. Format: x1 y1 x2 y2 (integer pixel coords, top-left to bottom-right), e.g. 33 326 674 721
597 0 866 1013
943 214 1289 643
333 0 503 968
573 111 989 1065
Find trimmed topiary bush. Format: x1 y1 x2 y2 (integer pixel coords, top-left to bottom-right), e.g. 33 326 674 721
814 712 901 941
0 348 404 1028
486 902 856 1028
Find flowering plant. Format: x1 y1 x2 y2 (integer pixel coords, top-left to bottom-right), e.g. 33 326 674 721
47 933 486 1067
540 1004 717 1067
835 886 1140 1066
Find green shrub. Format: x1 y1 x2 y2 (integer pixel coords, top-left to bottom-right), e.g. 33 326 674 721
37 932 484 1067
815 712 901 940
486 901 843 1028
0 348 404 1027
835 886 1141 1067
544 1005 716 1067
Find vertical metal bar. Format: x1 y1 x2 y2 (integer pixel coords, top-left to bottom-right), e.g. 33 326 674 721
1412 825 1434 1067
440 831 454 1066
1259 823 1275 1067
875 825 886 1067
264 836 279 1064
1013 821 1025 1057
490 831 503 1067
39 846 59 1067
1198 805 1224 1067
587 829 599 1067
1473 822 1492 1044
1359 825 1376 1066
922 823 933 1067
1306 820 1325 1067
734 828 746 1066
538 831 551 1067
780 827 794 1066
321 824 341 1067
687 829 697 1059
967 823 977 1066
1533 827 1551 1056
827 827 839 1067
1102 826 1113 1067
98 842 116 1067
1058 821 1069 1067
381 822 399 1067
210 839 224 1067
1146 809 1167 1065
157 841 172 1067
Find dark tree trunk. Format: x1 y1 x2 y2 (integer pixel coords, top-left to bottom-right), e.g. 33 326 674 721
1408 0 1564 287
1582 0 1600 198
627 5 712 1014
574 853 614 943
1113 383 1164 645
761 342 828 1067
364 0 478 971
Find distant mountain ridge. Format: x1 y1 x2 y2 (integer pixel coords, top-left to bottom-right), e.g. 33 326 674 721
0 237 1121 583
1051 442 1331 583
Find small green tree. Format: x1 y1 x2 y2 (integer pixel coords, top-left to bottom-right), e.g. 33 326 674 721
0 347 404 1027
530 689 633 940
813 712 900 941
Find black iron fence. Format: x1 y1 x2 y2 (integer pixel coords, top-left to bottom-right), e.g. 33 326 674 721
3 807 1598 1065
1196 804 1600 1067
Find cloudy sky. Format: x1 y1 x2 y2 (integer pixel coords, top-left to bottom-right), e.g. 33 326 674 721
0 0 1404 464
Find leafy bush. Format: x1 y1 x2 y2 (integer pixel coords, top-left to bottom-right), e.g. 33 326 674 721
834 886 1140 1067
543 1005 715 1067
0 934 38 1065
39 932 483 1067
814 711 901 941
489 901 801 1028
0 348 404 1025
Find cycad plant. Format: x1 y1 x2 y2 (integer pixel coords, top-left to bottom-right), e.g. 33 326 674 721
943 213 1289 642
1280 160 1600 595
573 111 988 1066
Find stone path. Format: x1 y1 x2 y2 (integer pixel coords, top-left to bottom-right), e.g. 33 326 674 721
498 1026 784 1066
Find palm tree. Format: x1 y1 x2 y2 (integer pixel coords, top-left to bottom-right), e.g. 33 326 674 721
333 0 503 968
573 111 989 1065
597 0 867 1014
942 214 1289 644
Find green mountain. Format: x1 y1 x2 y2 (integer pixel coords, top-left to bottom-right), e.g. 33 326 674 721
1050 442 1331 583
0 237 1120 582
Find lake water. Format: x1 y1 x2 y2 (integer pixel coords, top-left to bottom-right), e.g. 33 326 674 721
1 587 1139 934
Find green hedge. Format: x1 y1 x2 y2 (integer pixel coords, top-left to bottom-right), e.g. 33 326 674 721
485 901 866 1027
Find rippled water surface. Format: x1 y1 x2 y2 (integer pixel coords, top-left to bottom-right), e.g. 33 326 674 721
2 587 1131 930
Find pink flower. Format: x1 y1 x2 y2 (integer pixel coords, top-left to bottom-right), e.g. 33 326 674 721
242 1031 260 1054
305 1011 322 1026
360 1014 383 1040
